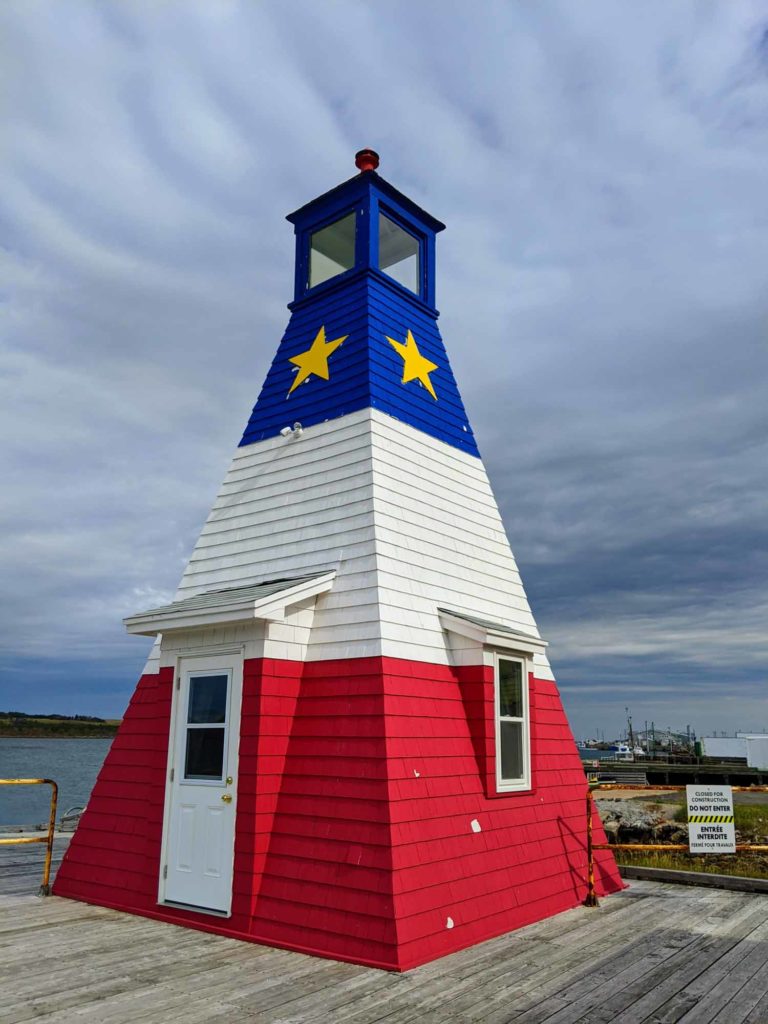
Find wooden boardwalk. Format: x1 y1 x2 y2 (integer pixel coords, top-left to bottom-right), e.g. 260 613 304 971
2 842 768 1023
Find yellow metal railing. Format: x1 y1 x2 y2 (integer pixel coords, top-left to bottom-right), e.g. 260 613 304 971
0 779 59 895
584 785 768 907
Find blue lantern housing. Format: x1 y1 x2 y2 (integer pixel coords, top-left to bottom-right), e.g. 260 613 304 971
239 155 480 458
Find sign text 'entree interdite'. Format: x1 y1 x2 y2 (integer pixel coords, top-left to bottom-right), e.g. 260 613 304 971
685 785 735 854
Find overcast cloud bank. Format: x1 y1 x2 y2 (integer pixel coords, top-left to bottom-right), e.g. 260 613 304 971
1 1 766 739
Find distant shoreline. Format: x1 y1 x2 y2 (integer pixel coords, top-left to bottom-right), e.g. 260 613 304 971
0 730 118 739
0 717 120 739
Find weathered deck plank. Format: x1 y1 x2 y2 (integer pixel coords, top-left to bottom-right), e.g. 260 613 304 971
490 894 716 1024
2 852 768 1024
709 955 768 1023
319 899 667 1024
0 837 69 897
605 898 768 1024
674 919 768 1023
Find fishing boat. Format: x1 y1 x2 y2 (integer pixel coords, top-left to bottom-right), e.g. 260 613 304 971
609 742 634 761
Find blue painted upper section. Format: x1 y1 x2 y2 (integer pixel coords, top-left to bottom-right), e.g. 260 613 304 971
239 170 480 458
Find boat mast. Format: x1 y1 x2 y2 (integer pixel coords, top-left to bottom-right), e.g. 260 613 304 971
625 707 635 750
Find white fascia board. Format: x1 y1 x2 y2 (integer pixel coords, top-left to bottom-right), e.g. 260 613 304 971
124 571 336 637
126 605 261 635
250 572 336 620
438 609 548 657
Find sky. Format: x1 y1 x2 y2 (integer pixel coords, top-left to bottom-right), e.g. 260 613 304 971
1 0 766 742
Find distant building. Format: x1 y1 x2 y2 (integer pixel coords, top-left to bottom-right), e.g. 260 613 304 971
53 152 621 970
699 734 768 769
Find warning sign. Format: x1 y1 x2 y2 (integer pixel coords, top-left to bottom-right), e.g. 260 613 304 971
686 785 735 853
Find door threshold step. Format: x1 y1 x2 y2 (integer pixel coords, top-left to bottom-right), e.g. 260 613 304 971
160 900 231 918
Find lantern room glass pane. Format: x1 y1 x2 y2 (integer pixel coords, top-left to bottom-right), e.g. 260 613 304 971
309 212 356 288
378 213 419 294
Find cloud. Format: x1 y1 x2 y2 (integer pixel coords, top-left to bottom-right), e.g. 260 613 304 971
0 1 766 739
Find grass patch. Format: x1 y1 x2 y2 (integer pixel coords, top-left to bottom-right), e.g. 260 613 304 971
734 805 768 834
615 849 768 880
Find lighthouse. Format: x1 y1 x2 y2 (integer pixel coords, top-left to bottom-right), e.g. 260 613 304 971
54 152 621 971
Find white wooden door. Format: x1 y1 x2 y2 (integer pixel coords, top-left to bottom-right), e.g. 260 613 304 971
162 654 241 914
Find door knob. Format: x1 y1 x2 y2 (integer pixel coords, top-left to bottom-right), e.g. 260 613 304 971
221 793 233 803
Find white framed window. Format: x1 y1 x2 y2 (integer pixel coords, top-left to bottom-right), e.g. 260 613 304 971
494 652 531 792
181 669 232 785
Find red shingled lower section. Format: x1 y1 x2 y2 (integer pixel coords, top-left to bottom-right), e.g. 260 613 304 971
382 659 622 970
53 667 172 910
54 655 621 970
243 657 397 965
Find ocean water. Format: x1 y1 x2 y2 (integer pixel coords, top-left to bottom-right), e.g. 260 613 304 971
0 737 113 827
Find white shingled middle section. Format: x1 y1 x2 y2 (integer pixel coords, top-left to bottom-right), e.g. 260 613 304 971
166 406 552 677
369 410 552 678
175 409 381 659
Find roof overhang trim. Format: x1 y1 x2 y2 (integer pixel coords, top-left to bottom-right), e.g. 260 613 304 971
438 608 548 656
124 572 336 637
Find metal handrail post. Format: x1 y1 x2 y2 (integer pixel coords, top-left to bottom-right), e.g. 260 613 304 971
40 779 58 895
0 778 59 895
584 788 599 907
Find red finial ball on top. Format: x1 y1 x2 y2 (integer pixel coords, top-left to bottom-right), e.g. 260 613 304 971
355 148 380 173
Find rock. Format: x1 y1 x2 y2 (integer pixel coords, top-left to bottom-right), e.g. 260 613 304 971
595 797 694 847
618 820 655 844
602 820 621 842
654 822 688 844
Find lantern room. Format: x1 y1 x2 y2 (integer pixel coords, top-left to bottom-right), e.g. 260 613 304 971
289 149 444 308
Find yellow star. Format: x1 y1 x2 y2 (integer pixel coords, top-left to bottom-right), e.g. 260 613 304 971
287 325 348 395
386 329 438 400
